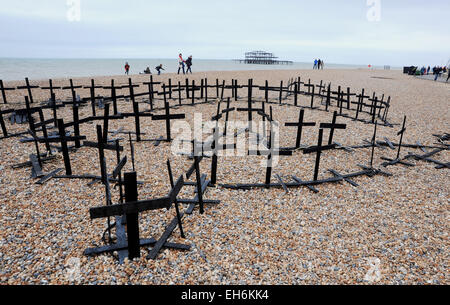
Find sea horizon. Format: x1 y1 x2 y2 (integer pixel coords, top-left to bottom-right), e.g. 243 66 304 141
0 58 401 82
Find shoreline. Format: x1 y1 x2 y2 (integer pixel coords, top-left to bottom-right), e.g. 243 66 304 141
1 68 403 84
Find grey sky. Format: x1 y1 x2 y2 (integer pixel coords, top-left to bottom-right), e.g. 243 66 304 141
0 0 449 66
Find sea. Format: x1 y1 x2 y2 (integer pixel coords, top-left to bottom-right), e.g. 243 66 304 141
0 58 399 81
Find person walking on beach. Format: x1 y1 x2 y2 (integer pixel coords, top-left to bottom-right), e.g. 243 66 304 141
446 67 450 82
427 66 431 75
313 59 318 69
434 66 442 81
178 53 186 75
124 62 130 75
318 59 322 70
155 64 165 75
321 59 324 69
186 56 193 74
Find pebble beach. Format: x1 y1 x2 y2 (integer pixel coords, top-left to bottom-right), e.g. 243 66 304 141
0 69 448 285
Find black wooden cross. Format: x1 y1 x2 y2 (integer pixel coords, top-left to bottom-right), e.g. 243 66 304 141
83 125 124 186
189 80 202 105
166 159 185 238
285 109 316 149
17 77 39 104
143 75 161 110
325 83 331 111
248 108 292 186
303 129 337 181
0 80 14 104
263 119 293 186
70 91 81 148
237 79 262 131
319 111 347 145
381 96 391 122
202 127 237 185
62 79 82 102
215 78 220 98
381 116 414 167
317 80 326 98
152 84 186 141
103 79 125 115
125 78 148 142
86 171 188 261
31 118 86 175
83 79 103 116
41 79 62 101
279 80 284 103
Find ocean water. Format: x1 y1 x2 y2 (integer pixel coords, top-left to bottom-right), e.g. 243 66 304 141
0 58 397 81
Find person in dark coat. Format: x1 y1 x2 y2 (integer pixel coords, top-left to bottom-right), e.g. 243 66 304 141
155 64 165 75
186 56 193 74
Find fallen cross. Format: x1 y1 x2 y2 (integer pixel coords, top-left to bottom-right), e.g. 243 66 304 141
85 171 189 262
381 116 415 167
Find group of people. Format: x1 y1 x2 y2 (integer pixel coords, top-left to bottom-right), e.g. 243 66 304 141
416 65 449 82
177 53 193 74
123 53 194 76
313 59 324 70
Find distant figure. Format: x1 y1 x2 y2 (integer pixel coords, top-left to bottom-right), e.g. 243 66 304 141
178 53 186 75
318 59 322 70
434 66 442 81
313 59 318 69
141 67 151 74
427 66 431 75
321 60 324 69
186 56 193 74
155 64 165 75
125 62 130 75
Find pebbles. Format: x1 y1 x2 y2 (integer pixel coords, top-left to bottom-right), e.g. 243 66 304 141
0 69 448 285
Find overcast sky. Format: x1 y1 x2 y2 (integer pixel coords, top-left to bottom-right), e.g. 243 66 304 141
0 0 448 66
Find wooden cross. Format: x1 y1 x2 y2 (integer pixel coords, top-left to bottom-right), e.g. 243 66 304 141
143 75 161 110
319 111 347 145
248 107 292 185
285 109 316 149
370 121 378 168
317 81 326 98
381 116 414 167
325 83 331 111
279 80 284 103
202 127 237 185
17 77 39 104
0 80 14 104
31 118 86 175
152 84 186 141
41 79 62 101
83 125 124 185
263 119 293 186
62 79 82 102
83 79 103 116
125 78 147 142
87 171 188 261
103 79 125 115
303 129 337 181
